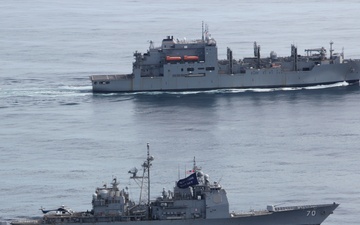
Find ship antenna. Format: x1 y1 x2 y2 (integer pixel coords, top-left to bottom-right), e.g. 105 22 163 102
129 143 154 207
217 175 223 184
202 21 204 42
149 40 154 49
146 143 152 206
329 41 334 60
192 156 201 172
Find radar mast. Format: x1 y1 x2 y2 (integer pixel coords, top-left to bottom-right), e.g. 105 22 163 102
129 143 154 205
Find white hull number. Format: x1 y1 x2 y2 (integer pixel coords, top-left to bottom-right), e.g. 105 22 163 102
307 210 316 216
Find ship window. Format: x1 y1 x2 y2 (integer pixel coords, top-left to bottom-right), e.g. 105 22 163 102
187 68 194 72
181 68 184 71
206 67 215 71
94 82 97 85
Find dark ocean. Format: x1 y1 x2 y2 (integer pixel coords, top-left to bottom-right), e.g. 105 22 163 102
1 1 360 225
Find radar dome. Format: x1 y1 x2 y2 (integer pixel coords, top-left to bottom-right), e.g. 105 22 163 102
204 174 209 180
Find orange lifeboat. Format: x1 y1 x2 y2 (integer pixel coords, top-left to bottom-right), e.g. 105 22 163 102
271 63 281 68
184 55 199 61
166 56 182 61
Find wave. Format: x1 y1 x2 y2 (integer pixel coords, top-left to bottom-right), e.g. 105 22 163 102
222 81 351 93
106 81 353 96
1 81 352 100
0 84 94 108
303 81 349 89
0 85 92 98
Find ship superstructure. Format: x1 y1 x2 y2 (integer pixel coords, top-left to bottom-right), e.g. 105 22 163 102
11 144 339 225
90 24 360 92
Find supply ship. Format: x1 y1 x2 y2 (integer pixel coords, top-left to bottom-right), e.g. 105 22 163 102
90 24 360 92
12 144 339 225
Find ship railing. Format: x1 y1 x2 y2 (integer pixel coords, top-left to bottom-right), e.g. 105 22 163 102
176 39 204 44
230 210 271 217
90 74 134 81
274 204 327 212
10 220 40 225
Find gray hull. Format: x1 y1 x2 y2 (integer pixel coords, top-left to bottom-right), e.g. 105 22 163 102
91 61 360 92
11 203 339 225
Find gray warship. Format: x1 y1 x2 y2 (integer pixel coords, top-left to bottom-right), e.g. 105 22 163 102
90 24 360 92
11 144 339 225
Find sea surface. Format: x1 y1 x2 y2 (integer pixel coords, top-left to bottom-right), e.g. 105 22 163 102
1 1 360 224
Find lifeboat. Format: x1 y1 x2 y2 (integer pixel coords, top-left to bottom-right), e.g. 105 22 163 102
184 55 199 61
166 56 182 61
271 63 281 68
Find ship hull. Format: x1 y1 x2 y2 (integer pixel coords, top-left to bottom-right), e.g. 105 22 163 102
90 61 360 93
11 203 338 225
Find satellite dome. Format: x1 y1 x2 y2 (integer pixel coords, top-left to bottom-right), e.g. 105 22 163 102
204 174 209 180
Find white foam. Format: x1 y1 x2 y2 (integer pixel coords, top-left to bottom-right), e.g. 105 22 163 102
304 81 349 90
90 82 353 96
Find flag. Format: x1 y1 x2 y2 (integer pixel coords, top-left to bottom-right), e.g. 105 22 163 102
177 173 198 189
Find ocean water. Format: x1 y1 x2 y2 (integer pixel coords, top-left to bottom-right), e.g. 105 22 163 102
1 1 360 225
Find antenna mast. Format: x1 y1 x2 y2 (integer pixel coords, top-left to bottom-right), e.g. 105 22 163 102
202 21 204 42
146 143 153 206
330 41 334 60
129 143 154 205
